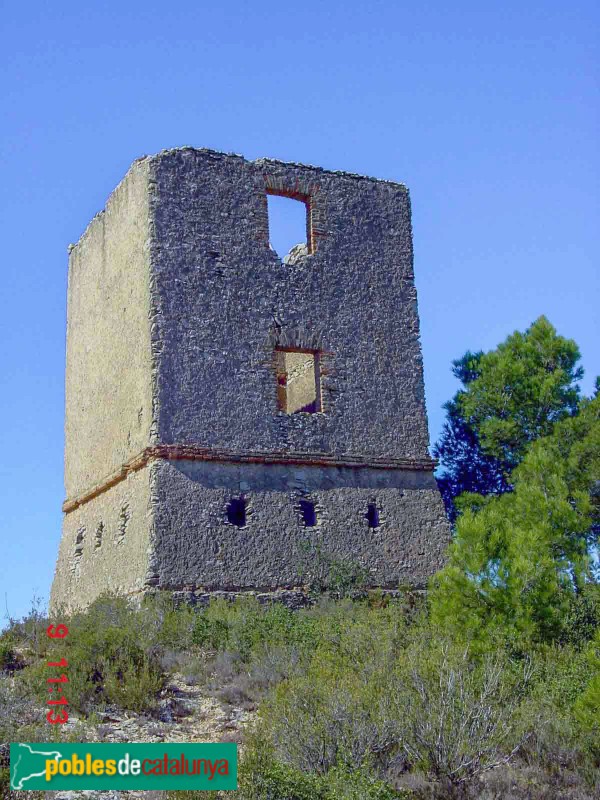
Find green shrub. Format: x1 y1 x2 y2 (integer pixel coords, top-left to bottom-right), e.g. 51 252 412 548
192 612 231 651
489 639 600 790
393 630 533 786
0 641 18 673
238 734 409 800
574 630 600 741
559 584 600 649
531 642 593 708
190 596 324 663
250 604 409 778
253 618 540 792
20 594 164 715
239 737 326 800
2 595 49 659
297 540 371 599
321 763 410 799
154 602 198 650
259 656 399 775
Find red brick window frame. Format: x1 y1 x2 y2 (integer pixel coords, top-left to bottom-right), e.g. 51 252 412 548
266 187 314 254
274 347 322 414
262 175 324 254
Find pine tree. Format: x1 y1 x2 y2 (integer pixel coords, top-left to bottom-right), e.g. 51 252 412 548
434 316 583 521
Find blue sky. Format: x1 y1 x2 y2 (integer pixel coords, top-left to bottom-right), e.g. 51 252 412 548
1 1 598 622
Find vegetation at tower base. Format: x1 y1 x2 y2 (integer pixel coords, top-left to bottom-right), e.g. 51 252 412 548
3 320 600 799
434 316 584 521
2 595 599 798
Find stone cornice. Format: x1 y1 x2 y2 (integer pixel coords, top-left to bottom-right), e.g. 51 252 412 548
62 444 436 514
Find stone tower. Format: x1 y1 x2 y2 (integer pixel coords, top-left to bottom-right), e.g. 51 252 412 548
50 148 449 611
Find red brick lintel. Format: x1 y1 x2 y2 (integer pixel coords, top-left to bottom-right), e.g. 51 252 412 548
62 445 437 514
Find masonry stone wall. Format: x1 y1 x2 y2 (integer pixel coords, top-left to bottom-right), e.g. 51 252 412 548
51 147 450 612
50 468 152 610
63 159 153 500
149 149 430 460
150 461 448 592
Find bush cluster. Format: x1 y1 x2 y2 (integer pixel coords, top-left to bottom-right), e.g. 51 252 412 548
1 584 598 799
18 595 165 714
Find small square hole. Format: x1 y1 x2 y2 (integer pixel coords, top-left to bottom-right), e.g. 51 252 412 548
227 497 247 528
366 503 380 529
275 349 321 414
299 499 317 527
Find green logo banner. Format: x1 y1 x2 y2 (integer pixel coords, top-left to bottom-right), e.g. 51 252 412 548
10 742 237 790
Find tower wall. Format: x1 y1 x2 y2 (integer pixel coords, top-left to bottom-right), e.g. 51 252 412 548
51 148 450 611
50 469 153 611
63 158 153 499
150 460 448 593
52 159 155 611
149 149 431 460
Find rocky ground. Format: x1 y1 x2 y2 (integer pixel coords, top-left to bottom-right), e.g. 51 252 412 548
14 672 254 800
68 672 254 745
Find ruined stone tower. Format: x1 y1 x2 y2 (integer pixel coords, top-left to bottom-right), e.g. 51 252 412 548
50 148 450 611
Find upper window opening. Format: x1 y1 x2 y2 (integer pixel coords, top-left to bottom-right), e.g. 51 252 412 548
267 192 311 261
299 499 317 527
227 496 247 528
275 348 322 414
366 503 380 529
